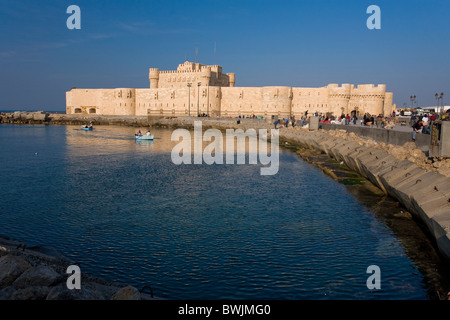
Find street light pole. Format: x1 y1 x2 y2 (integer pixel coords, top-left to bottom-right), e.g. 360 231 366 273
187 83 192 116
435 93 439 116
436 92 444 116
207 85 209 117
410 95 416 109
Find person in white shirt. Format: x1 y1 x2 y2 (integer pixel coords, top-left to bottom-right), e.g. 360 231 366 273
422 115 430 134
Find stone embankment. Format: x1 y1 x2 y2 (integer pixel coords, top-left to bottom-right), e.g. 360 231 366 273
0 112 150 127
0 236 156 300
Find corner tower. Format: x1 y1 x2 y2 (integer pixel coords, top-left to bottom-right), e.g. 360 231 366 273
149 68 159 89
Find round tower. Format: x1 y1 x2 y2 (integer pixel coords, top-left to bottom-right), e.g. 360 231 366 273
200 67 211 86
327 84 352 116
149 68 159 89
227 73 236 87
384 92 394 116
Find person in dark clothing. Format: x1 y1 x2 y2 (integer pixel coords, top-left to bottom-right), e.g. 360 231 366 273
412 120 423 141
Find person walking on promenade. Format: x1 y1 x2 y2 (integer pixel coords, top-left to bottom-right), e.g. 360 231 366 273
422 115 430 134
410 114 417 127
412 120 423 141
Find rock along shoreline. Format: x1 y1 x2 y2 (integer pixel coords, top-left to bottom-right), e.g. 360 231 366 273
0 236 158 300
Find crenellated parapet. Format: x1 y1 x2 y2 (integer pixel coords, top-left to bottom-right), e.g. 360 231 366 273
148 61 235 89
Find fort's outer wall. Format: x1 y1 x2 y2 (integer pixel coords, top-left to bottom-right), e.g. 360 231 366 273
66 85 394 117
135 86 223 117
66 89 115 115
291 87 329 117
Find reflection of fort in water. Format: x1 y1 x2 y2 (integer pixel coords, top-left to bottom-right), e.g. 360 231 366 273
64 125 274 158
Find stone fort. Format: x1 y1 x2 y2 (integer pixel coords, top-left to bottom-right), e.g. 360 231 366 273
66 61 395 118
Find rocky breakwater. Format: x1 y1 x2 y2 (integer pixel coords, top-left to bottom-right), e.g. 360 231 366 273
0 111 50 124
0 112 152 126
0 236 157 300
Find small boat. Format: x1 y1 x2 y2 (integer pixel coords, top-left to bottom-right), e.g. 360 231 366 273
82 126 93 131
135 134 154 140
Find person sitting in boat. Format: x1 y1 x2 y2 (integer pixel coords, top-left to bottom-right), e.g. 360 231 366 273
146 130 151 136
137 130 142 136
88 123 93 128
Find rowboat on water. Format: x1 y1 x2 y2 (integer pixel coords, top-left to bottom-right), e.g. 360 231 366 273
82 126 93 131
135 134 154 140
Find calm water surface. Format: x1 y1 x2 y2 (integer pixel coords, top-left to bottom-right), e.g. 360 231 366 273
0 124 432 299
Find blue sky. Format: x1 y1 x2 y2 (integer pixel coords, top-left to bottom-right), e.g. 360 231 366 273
0 0 449 111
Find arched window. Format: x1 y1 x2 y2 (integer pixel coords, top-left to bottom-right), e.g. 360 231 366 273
89 108 96 114
74 108 82 114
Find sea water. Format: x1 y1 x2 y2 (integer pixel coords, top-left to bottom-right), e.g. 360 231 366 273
0 124 437 299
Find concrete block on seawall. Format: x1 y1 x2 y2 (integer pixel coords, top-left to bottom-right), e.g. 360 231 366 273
409 172 450 207
348 148 374 177
358 149 393 176
358 152 398 193
328 140 349 161
330 141 360 164
378 160 419 188
381 167 429 208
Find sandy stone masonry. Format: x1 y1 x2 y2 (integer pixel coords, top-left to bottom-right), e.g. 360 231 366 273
66 61 395 118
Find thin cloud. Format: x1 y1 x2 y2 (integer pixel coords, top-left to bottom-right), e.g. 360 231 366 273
118 21 196 35
0 50 16 58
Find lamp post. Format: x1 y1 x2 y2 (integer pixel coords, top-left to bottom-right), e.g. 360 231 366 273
197 82 201 116
187 83 192 116
207 85 209 117
435 92 444 116
410 95 416 109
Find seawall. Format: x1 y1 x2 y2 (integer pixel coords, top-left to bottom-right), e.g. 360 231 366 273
320 122 431 152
